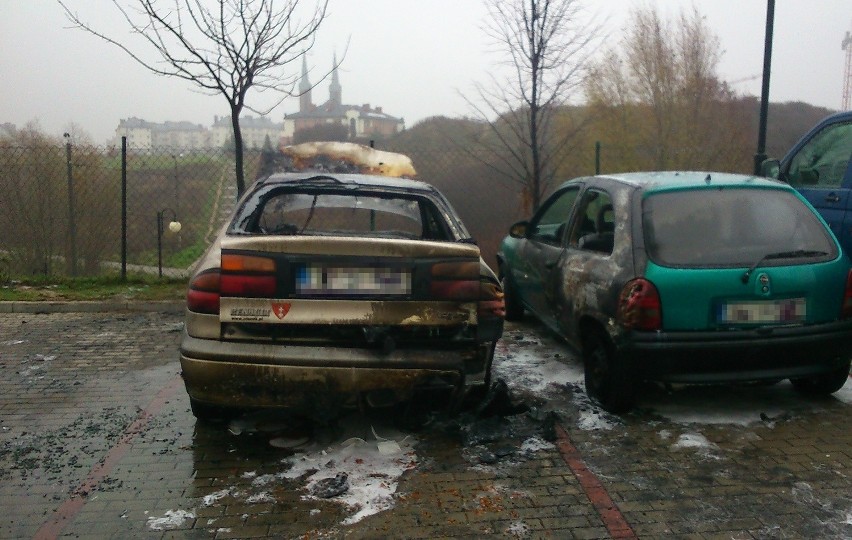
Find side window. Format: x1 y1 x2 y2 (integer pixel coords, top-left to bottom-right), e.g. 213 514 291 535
787 121 852 187
568 190 615 255
529 186 581 244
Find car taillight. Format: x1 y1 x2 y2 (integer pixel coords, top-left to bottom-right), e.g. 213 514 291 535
220 254 277 297
478 280 506 319
617 278 661 331
430 261 505 318
186 269 221 314
842 270 852 319
430 261 480 300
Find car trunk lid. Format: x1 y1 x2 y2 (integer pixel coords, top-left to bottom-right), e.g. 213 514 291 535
645 260 849 330
218 235 483 329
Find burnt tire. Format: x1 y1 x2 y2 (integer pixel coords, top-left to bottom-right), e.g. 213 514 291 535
501 274 524 321
790 360 851 395
583 330 637 414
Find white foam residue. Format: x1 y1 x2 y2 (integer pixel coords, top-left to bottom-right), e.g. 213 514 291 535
283 433 418 525
505 520 531 537
202 488 235 506
577 407 619 431
520 436 554 453
246 492 275 504
672 432 718 454
493 345 583 396
147 509 195 530
832 377 852 405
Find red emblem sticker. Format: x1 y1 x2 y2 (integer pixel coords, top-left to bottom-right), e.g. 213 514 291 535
271 302 291 320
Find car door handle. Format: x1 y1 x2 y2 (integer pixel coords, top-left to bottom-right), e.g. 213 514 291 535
825 193 841 203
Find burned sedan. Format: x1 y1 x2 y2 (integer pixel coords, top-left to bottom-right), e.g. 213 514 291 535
181 144 504 421
498 172 852 413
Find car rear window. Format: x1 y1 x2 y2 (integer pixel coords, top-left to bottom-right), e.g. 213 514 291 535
234 188 453 240
643 187 838 267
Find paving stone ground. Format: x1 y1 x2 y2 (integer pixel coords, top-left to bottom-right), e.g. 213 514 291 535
1 311 850 539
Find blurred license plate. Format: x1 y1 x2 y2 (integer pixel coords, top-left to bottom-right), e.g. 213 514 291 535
718 298 806 324
296 265 411 295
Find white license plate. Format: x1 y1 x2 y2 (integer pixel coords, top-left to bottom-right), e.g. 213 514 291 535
296 265 411 295
718 298 806 324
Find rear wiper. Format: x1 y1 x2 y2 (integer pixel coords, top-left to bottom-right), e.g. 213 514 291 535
741 249 829 284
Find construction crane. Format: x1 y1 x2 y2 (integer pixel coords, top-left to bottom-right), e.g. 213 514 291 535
843 30 852 110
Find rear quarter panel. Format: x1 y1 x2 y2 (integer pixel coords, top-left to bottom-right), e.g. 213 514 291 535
555 182 638 348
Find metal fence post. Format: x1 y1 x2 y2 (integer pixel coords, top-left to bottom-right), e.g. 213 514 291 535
64 134 77 276
121 137 128 281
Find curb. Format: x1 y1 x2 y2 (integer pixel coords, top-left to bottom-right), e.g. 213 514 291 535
0 300 184 314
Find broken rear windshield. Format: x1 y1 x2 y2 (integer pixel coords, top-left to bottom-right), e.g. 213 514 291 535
643 187 837 267
232 188 454 241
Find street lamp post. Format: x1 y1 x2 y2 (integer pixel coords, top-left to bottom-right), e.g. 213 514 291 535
156 208 182 278
171 154 180 216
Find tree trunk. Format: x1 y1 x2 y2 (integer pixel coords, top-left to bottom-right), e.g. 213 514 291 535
231 111 246 197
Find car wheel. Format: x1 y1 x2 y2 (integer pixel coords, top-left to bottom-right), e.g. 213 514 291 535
583 329 636 413
501 273 524 321
790 360 851 395
189 397 230 422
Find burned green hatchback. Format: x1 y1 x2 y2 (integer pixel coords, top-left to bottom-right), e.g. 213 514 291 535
498 172 852 412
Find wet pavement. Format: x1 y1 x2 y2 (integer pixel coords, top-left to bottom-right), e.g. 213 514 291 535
1 310 851 539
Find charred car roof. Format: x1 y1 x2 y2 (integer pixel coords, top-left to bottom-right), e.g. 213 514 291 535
255 172 440 194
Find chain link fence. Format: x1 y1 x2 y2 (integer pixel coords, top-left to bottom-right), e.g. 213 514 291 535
0 141 525 281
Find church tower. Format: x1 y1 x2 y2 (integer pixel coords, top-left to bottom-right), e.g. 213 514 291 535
299 57 313 113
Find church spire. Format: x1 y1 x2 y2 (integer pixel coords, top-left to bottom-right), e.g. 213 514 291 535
299 56 312 112
329 53 342 108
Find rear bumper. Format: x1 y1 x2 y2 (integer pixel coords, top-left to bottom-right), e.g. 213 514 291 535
180 331 491 410
622 319 852 383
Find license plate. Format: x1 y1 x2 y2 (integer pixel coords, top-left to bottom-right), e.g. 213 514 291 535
718 298 806 324
296 265 411 295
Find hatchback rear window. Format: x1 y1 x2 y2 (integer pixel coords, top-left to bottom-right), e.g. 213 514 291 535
234 189 453 240
643 187 837 267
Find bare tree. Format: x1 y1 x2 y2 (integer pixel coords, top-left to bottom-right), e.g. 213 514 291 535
585 6 750 172
60 0 331 197
465 0 599 212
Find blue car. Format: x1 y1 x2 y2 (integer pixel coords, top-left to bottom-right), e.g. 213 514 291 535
762 111 852 254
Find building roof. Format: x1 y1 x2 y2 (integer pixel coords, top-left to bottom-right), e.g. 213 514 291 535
285 102 403 123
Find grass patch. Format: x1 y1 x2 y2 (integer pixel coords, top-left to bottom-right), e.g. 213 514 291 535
0 275 187 302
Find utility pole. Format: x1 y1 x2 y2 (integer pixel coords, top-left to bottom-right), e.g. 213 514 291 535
842 30 851 110
753 0 775 176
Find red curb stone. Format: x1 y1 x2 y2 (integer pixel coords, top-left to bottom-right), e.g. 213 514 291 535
555 424 637 539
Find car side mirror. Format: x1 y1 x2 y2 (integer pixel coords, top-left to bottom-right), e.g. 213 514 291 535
760 159 781 179
509 221 529 239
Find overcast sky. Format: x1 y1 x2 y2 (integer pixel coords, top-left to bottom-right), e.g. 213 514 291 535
1 1 850 144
